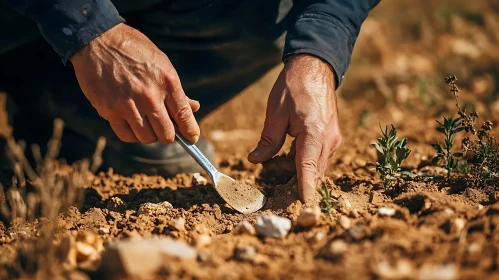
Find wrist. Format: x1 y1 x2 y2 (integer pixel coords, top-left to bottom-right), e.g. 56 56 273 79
285 54 337 89
70 23 126 65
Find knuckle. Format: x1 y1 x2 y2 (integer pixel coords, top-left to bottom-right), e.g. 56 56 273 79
162 131 175 144
300 159 318 173
176 105 194 125
259 134 274 147
140 90 157 107
304 122 327 137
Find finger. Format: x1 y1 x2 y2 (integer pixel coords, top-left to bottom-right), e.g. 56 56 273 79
109 119 139 143
188 99 200 113
146 106 175 144
126 108 158 144
248 112 288 164
165 93 200 144
295 131 324 204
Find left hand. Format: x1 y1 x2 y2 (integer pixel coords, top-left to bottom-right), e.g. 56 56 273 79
248 54 342 204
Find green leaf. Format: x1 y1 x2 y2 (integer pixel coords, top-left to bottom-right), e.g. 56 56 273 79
453 152 463 158
372 143 384 154
432 144 443 152
436 127 446 134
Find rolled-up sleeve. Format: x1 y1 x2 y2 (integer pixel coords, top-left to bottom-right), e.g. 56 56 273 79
283 0 380 87
6 0 124 64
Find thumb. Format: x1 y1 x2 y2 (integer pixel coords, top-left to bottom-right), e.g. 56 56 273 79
248 115 287 164
295 132 323 204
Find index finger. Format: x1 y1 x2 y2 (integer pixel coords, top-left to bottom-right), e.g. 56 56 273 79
165 91 200 144
295 131 324 204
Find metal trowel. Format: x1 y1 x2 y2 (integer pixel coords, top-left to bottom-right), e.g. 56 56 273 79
175 131 266 214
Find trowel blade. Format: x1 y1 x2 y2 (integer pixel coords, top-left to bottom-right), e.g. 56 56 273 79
213 173 266 214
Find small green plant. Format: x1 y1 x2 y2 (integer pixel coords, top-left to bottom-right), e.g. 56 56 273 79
432 116 464 178
317 183 340 219
372 125 412 188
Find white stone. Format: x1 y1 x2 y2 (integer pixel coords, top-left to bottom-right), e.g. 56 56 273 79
137 201 172 216
100 238 197 278
296 206 321 227
76 242 97 260
233 221 256 235
418 264 458 280
194 234 212 248
338 216 351 229
255 215 291 238
326 240 348 259
168 217 185 231
443 208 454 215
454 218 466 233
378 207 396 216
98 227 110 234
192 173 208 186
375 260 414 279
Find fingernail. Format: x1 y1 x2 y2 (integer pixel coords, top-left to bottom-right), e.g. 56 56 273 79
249 149 260 157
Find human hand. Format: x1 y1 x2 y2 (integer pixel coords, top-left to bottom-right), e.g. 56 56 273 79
70 23 200 144
248 54 342 204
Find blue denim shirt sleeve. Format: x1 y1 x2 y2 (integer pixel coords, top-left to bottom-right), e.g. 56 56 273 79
283 0 380 87
6 0 124 64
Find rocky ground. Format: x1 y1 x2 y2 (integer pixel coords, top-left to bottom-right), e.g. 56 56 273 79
1 0 499 279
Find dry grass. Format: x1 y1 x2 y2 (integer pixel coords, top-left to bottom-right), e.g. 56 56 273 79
0 119 105 278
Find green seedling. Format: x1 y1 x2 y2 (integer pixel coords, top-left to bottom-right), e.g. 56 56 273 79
317 183 340 219
372 125 412 188
432 116 464 178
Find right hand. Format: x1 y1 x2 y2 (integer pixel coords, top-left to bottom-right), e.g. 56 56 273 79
70 23 200 144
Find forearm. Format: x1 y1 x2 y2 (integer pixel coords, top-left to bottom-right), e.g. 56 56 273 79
6 0 124 63
283 0 380 87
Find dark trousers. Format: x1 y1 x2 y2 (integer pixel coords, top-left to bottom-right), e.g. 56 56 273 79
0 0 289 144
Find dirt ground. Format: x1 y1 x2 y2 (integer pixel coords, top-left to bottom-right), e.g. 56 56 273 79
2 0 499 279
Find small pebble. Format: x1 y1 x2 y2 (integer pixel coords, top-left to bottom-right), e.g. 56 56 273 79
378 207 396 217
168 218 186 231
233 221 256 235
454 218 466 233
325 239 348 260
255 215 292 238
98 227 110 234
296 206 321 227
418 263 458 280
338 216 351 229
194 234 212 248
234 246 257 262
443 208 454 215
349 209 360 218
346 225 365 241
192 173 208 186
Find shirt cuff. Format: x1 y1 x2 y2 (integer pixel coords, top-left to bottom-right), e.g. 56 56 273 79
36 0 124 64
283 14 354 88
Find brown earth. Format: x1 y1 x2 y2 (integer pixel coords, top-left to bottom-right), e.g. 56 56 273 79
2 0 499 279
